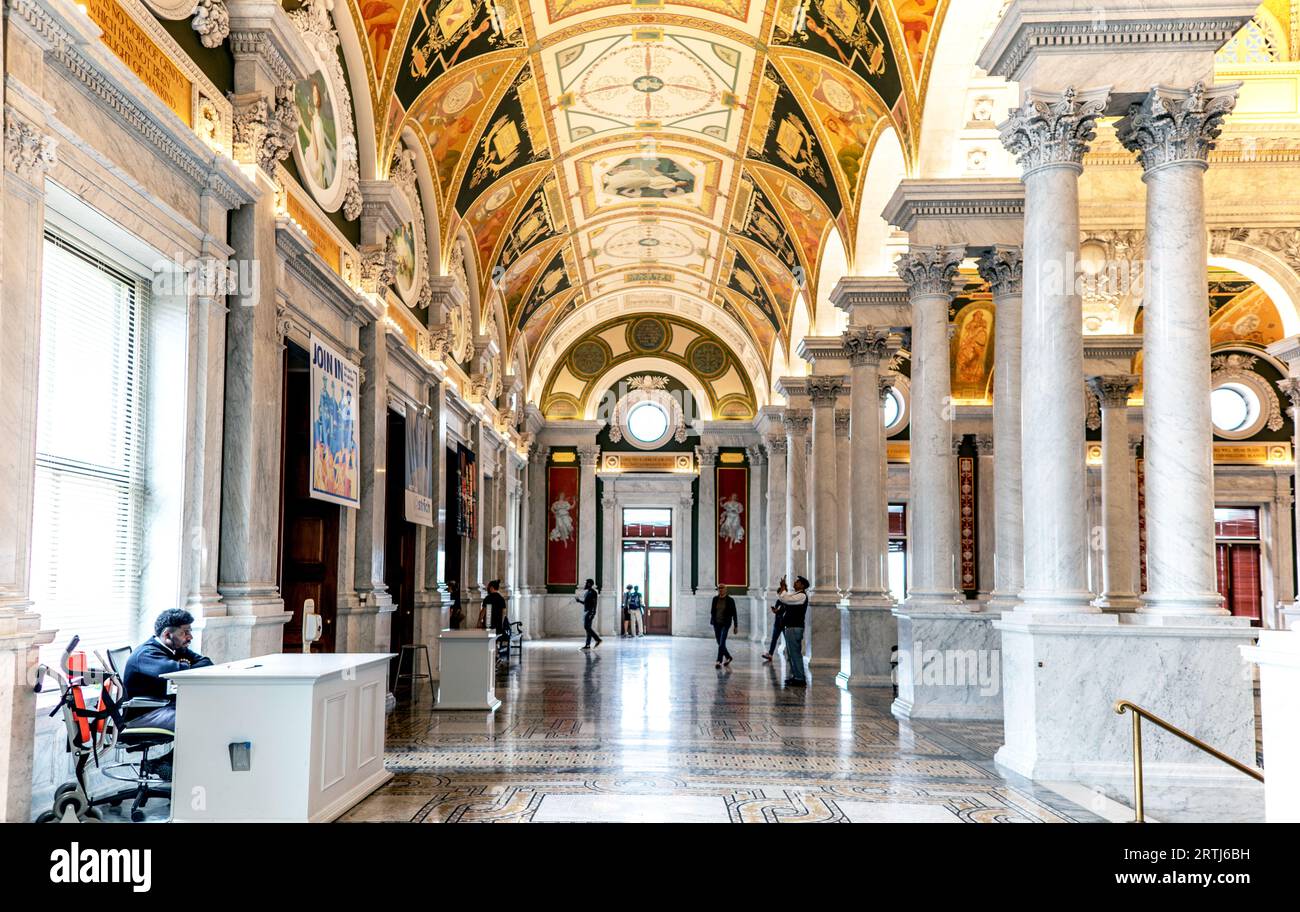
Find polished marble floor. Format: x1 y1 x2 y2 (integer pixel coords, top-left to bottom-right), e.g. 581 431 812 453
343 636 1110 823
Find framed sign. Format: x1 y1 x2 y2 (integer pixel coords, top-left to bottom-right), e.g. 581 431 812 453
716 465 748 587
403 402 433 527
309 334 359 508
546 464 579 587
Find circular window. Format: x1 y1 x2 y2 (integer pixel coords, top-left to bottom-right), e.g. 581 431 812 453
883 388 903 429
627 401 670 444
1212 383 1259 435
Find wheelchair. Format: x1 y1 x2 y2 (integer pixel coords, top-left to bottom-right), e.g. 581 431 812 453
33 636 173 823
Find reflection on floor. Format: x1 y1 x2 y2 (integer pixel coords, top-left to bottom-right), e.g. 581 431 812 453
343 637 1108 823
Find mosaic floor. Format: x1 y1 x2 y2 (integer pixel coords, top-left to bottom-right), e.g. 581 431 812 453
343 637 1108 824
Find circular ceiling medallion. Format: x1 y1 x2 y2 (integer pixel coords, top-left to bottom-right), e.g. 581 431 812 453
633 75 665 94
577 44 719 122
819 74 856 113
630 317 668 352
639 237 660 247
442 78 475 114
572 340 608 377
604 223 694 260
689 340 727 377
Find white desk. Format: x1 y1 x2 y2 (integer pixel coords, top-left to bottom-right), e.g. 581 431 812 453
164 653 393 822
436 630 501 711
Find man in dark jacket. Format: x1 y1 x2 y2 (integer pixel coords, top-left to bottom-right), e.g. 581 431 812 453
776 577 810 686
710 584 738 667
121 609 214 778
577 579 602 649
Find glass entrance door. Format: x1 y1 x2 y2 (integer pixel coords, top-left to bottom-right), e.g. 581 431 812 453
622 508 672 634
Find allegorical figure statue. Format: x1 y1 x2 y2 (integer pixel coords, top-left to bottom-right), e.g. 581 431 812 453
719 493 744 546
550 491 574 543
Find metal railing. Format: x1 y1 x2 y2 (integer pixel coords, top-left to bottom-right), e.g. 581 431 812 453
1113 700 1263 823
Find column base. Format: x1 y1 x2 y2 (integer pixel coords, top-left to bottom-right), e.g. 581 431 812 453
901 589 966 613
994 610 1258 822
1140 591 1229 617
891 605 1003 720
837 595 896 688
809 593 841 668
985 591 1021 613
1016 588 1100 616
200 605 293 664
1280 602 1300 631
1093 593 1141 613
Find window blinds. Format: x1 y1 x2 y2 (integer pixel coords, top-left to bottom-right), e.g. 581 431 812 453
32 232 149 664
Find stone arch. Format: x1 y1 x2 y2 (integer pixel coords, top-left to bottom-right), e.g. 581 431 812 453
854 125 909 274
400 125 441 276
1210 234 1300 337
581 358 715 422
814 227 850 336
333 0 378 182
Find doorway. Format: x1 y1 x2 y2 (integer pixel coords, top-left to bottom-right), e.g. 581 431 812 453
621 508 672 635
1214 506 1262 625
385 409 417 654
279 342 339 653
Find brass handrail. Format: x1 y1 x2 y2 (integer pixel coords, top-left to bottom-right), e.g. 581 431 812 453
1114 699 1263 823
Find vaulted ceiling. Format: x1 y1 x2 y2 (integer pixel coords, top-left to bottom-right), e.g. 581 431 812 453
343 0 948 371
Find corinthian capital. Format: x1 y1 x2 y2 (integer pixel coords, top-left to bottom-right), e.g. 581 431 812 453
998 86 1110 175
4 106 58 183
835 409 851 437
975 245 1023 298
1277 377 1300 413
577 445 601 467
878 373 897 403
895 246 965 301
1087 374 1140 410
360 236 396 294
695 445 718 467
806 375 845 407
230 84 298 173
782 409 811 436
1116 82 1239 173
843 327 893 366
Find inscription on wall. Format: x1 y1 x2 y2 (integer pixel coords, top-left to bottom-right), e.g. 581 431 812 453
84 0 192 126
287 193 342 274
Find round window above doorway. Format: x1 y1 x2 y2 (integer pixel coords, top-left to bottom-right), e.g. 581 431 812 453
626 401 671 447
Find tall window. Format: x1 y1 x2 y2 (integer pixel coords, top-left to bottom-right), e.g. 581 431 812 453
1214 507 1262 625
888 504 907 603
31 233 149 663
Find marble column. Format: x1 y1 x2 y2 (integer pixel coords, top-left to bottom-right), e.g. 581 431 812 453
522 443 549 637
1088 375 1142 612
1118 82 1239 616
416 379 447 673
835 408 852 593
0 103 59 822
1277 378 1300 629
895 246 965 610
600 489 618 636
807 376 845 669
838 329 897 687
999 86 1109 615
345 320 393 652
783 411 811 582
976 246 1025 612
974 434 996 602
577 444 600 592
765 434 788 594
746 444 767 641
877 373 897 598
696 445 718 593
460 418 490 627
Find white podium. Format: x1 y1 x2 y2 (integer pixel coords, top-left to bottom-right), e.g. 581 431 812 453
436 630 501 711
164 653 394 822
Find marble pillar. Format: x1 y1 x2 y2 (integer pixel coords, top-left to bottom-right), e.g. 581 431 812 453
1088 375 1141 612
522 443 549 637
807 377 845 669
784 411 811 583
461 419 489 626
895 246 965 610
345 320 393 652
838 329 896 688
999 86 1109 616
1277 379 1300 630
696 446 718 594
835 408 852 594
0 103 58 822
1118 82 1239 617
746 445 767 641
577 444 600 595
600 489 618 636
974 434 996 603
976 247 1025 612
764 435 788 644
421 377 450 665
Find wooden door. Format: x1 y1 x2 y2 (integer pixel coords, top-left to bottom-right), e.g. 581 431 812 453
280 355 340 652
385 410 417 652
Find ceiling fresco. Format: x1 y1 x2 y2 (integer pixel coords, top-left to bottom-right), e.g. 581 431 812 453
349 0 950 379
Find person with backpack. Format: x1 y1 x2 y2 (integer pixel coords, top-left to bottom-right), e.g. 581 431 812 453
621 585 634 637
627 585 645 637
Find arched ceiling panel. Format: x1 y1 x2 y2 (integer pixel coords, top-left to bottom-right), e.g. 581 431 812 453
345 0 952 401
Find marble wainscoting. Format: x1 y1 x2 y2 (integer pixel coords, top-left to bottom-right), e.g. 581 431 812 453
838 602 897 688
996 612 1263 823
1241 630 1300 822
892 608 1003 721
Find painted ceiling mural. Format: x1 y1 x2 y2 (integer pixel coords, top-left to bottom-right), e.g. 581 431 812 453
348 0 949 374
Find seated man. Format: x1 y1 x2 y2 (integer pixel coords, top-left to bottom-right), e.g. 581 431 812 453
121 609 214 775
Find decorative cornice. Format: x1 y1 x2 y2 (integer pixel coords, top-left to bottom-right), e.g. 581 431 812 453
999 86 1110 176
1087 374 1140 410
895 245 965 301
227 30 296 86
4 105 57 183
881 180 1024 233
975 245 1024 298
1117 82 1240 174
1082 334 1143 360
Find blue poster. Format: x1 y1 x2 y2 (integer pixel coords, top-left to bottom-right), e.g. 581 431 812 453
310 334 360 508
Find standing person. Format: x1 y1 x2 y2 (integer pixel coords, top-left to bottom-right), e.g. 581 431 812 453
485 580 509 664
448 580 463 629
627 584 644 638
777 576 810 686
621 584 633 637
710 584 738 668
577 578 602 649
762 575 788 662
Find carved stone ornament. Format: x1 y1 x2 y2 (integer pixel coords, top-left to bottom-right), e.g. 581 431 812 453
1277 377 1300 413
360 236 396 294
230 85 298 173
835 408 851 437
765 435 787 456
1117 82 1240 173
806 375 845 407
782 409 812 435
4 106 57 182
1087 374 1139 410
975 245 1023 298
420 324 451 363
609 377 687 446
895 246 965 300
843 327 892 366
878 373 898 403
1085 384 1101 431
447 245 475 362
1212 353 1285 432
998 86 1110 174
288 0 362 219
190 0 229 48
390 145 431 310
